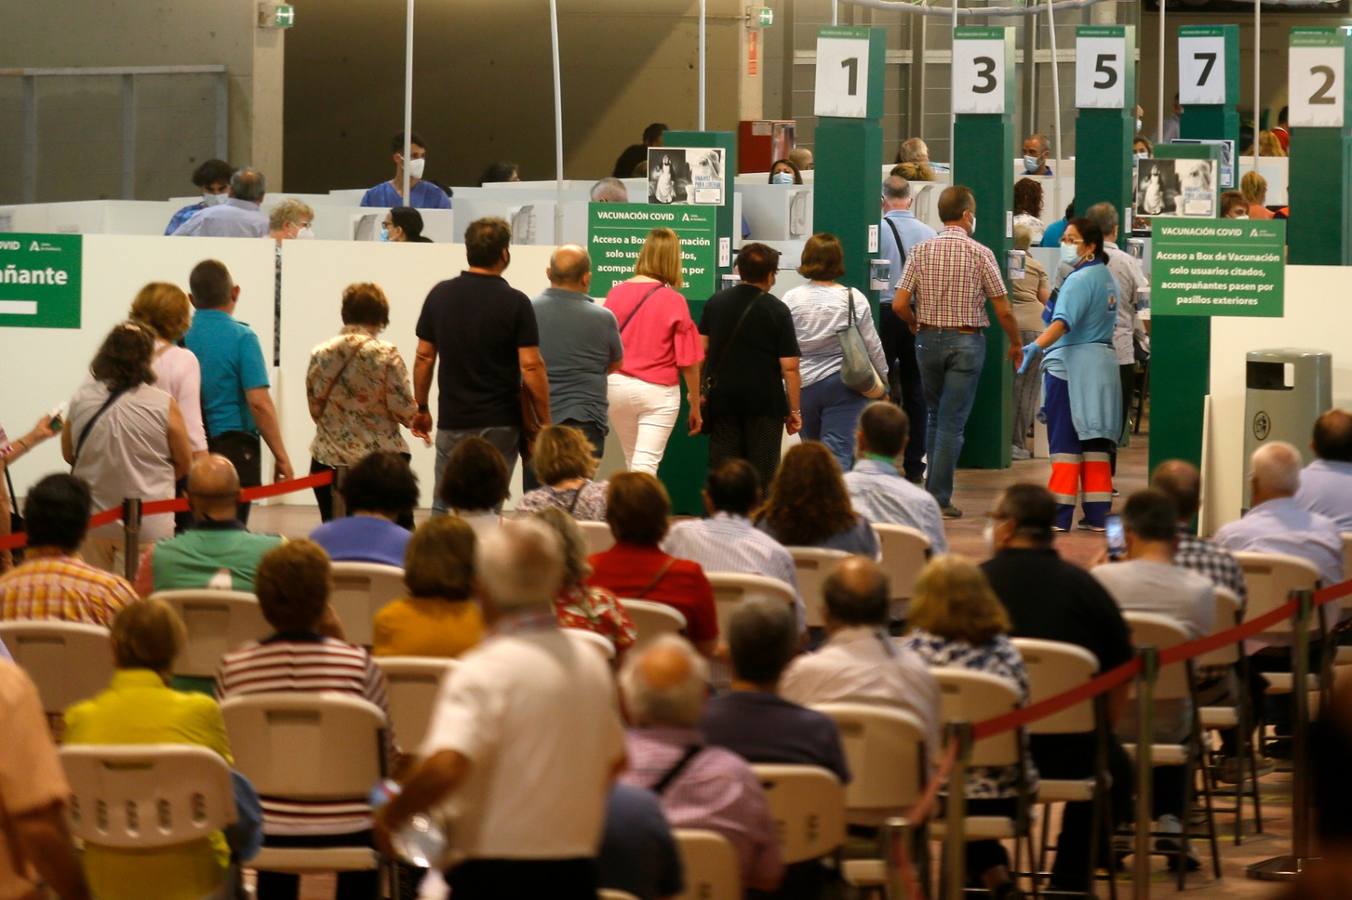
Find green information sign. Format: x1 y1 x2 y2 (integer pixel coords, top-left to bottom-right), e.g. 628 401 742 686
1151 218 1285 317
0 233 82 329
587 204 719 300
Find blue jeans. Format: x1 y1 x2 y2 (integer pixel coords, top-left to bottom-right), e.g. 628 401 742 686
800 370 870 472
914 329 985 507
433 426 520 515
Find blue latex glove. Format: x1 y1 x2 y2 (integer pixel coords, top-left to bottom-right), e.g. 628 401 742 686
1017 341 1042 375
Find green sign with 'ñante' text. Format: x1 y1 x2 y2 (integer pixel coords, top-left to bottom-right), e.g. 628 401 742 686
0 233 82 329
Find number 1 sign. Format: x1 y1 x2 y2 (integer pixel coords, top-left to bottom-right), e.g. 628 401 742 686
813 26 884 120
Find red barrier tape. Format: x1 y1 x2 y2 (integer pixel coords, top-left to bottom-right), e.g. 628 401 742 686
973 655 1143 741
0 470 334 553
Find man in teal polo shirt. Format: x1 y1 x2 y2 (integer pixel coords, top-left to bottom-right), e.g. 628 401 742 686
184 259 293 524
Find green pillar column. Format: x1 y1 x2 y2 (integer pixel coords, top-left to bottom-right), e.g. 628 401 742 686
1287 27 1352 265
1073 25 1137 228
1148 24 1239 475
952 25 1015 469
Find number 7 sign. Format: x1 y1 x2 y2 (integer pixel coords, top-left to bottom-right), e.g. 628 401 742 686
1179 34 1227 104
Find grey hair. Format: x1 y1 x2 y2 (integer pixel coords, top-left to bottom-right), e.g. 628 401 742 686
268 198 313 232
529 506 590 588
882 175 912 202
620 634 710 728
1251 441 1302 497
590 177 629 203
230 167 266 203
475 518 564 610
1084 201 1119 239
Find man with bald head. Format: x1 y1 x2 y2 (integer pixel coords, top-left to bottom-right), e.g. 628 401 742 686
619 634 783 893
1296 408 1352 532
133 454 283 595
780 556 941 763
530 244 623 472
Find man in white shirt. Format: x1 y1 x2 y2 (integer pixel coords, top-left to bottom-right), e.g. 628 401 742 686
780 556 941 763
172 168 269 238
1295 409 1352 534
844 402 947 552
375 519 625 898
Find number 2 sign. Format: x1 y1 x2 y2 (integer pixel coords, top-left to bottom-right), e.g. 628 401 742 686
1290 34 1345 127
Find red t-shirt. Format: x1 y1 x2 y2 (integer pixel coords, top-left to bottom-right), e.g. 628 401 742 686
587 543 719 643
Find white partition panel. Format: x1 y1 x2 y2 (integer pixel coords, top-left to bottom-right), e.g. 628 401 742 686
0 201 181 237
740 184 813 242
1205 265 1352 531
277 241 556 508
3 235 277 498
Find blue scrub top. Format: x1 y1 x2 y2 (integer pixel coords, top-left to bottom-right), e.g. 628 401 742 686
1045 259 1117 374
360 180 451 210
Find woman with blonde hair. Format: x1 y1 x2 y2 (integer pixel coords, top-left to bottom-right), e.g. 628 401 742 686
1240 171 1276 220
532 506 636 655
603 227 704 474
903 554 1037 899
518 424 610 520
129 282 208 457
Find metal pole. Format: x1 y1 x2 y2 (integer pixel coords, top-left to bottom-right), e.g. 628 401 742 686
699 0 707 130
331 466 349 520
215 72 229 161
402 0 415 203
883 816 911 899
1133 647 1157 900
949 0 958 168
550 0 566 241
1044 0 1064 221
1252 0 1261 173
121 498 142 583
945 723 971 900
833 0 840 25
121 74 137 200
1157 0 1166 143
21 76 37 203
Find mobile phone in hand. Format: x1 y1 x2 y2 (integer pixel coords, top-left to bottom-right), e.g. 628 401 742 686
1105 513 1126 561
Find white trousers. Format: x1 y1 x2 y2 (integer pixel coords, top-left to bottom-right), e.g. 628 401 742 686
607 374 680 475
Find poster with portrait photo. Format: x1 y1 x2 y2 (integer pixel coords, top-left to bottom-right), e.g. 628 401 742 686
1176 159 1218 217
647 147 725 206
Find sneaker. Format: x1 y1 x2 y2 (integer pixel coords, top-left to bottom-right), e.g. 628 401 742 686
941 505 963 519
1077 520 1107 533
1051 525 1069 533
1011 445 1031 461
1154 814 1201 872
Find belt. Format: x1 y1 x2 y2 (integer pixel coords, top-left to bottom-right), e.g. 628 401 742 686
918 324 981 334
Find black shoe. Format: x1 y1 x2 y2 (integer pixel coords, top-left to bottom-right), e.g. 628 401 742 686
941 505 963 519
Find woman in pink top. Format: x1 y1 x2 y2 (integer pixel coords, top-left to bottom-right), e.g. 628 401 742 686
129 283 208 457
604 228 705 474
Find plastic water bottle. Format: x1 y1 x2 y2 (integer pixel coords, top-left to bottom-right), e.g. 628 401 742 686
369 779 447 868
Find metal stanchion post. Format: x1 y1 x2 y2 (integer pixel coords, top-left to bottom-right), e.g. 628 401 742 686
1247 589 1319 880
883 816 910 900
330 466 349 520
121 498 142 582
945 723 972 900
1134 647 1157 900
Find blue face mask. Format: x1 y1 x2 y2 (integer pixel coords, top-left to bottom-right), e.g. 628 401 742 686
1060 242 1082 266
771 171 795 185
379 225 390 242
1023 155 1042 174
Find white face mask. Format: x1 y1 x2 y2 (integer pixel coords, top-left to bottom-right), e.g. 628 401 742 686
202 192 229 206
1060 242 1082 265
983 519 997 554
297 225 315 239
405 157 426 179
1136 117 1143 132
1023 155 1042 173
968 213 977 235
771 171 795 185
379 225 391 242
1134 151 1149 161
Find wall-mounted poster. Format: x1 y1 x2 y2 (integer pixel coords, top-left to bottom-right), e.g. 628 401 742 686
647 148 726 206
1132 158 1218 232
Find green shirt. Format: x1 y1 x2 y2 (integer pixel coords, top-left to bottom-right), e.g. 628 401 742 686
149 523 283 594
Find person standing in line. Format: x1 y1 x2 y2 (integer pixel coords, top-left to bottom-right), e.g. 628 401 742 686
128 283 208 461
1008 225 1050 460
880 174 937 483
360 131 452 210
171 168 269 238
782 233 888 472
603 228 704 475
699 242 801 487
185 260 294 525
891 185 1023 519
412 217 550 512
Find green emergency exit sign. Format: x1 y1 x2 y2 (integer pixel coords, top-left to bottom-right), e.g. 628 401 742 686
259 3 295 29
756 7 774 27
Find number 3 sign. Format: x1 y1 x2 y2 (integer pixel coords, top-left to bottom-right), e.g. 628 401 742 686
953 29 1009 114
1290 30 1346 128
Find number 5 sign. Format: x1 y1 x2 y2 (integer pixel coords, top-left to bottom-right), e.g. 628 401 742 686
1075 26 1130 109
1290 28 1349 128
813 26 886 120
953 27 1014 115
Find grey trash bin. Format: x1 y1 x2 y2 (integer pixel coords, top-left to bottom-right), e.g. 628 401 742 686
1243 348 1332 509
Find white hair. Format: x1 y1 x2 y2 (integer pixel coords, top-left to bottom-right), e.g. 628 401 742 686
475 518 564 610
589 177 629 203
1251 441 1302 497
619 634 709 728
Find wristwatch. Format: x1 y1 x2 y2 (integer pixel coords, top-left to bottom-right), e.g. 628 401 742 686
416 403 430 413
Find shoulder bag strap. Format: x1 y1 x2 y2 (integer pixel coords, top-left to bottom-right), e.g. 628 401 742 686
566 482 589 515
652 744 705 795
633 556 677 599
704 291 765 390
313 336 372 420
74 387 130 463
616 284 665 335
884 217 908 272
843 286 857 327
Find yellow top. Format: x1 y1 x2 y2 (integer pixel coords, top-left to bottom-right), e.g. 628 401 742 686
372 596 485 658
63 669 233 900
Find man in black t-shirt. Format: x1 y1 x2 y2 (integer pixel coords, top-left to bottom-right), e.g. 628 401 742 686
699 243 801 488
412 217 550 513
980 483 1135 891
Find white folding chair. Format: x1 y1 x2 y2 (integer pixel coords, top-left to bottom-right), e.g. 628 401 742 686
61 744 236 898
153 590 269 679
372 656 458 752
329 561 406 647
221 692 388 876
578 520 616 556
1121 612 1221 886
872 523 931 622
788 547 850 629
1235 552 1326 699
751 764 847 865
620 599 687 651
565 627 617 661
705 572 799 638
0 620 113 719
673 828 742 900
1012 638 1115 899
598 892 641 900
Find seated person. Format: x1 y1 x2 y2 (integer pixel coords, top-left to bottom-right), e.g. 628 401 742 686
588 473 719 657
383 206 432 243
215 540 397 900
134 455 283 595
598 784 684 900
439 437 510 539
843 402 947 552
755 443 880 558
310 451 418 567
619 635 783 893
65 597 258 900
373 516 483 658
517 425 610 521
0 473 136 626
532 507 636 656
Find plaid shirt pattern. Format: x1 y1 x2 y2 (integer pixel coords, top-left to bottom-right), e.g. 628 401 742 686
897 226 1005 329
0 556 136 626
1175 529 1249 613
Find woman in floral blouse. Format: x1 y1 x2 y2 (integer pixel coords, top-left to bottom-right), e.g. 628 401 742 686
903 555 1038 900
306 283 419 521
531 506 636 657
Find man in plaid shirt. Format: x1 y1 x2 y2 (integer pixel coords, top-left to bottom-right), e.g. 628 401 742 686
892 185 1023 517
1152 460 1248 609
